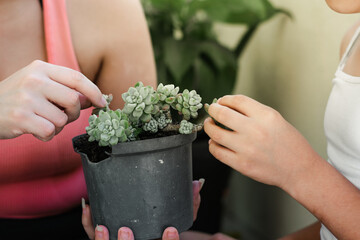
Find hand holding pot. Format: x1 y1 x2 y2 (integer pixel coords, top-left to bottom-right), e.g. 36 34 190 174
204 95 320 191
0 60 106 141
82 180 204 240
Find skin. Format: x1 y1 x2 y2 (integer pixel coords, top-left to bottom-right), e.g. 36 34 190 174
325 0 360 13
0 0 156 140
204 1 360 238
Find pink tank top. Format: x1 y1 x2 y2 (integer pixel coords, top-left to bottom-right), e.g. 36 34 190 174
0 0 91 218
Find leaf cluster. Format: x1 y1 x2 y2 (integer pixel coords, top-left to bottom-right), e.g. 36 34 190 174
141 0 290 105
86 82 205 146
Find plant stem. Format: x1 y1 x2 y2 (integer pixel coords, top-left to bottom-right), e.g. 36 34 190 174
162 123 203 132
234 24 258 59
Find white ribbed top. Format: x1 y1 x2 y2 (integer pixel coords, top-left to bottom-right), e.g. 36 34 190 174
321 26 360 240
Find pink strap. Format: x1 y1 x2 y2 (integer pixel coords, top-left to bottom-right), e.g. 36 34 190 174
0 0 90 218
43 0 80 70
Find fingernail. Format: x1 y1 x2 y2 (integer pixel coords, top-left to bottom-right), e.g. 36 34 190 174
166 228 177 239
199 178 205 191
81 197 85 209
119 228 132 240
96 225 104 238
101 96 107 106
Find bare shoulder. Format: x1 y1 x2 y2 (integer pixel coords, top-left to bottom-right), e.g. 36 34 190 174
66 0 156 109
340 20 360 58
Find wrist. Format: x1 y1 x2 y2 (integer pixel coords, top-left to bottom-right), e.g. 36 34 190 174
281 151 325 202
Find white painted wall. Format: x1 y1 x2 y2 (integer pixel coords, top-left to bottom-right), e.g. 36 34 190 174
218 0 359 238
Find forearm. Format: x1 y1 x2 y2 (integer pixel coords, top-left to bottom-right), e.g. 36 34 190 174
278 221 321 240
286 156 360 239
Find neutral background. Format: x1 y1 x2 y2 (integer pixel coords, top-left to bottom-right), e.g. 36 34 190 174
215 0 359 238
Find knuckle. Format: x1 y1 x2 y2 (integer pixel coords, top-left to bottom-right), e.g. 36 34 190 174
55 113 68 128
30 59 46 68
66 91 80 107
17 91 34 105
22 73 45 89
264 107 280 122
215 107 228 123
233 94 248 104
70 70 86 85
211 131 222 142
11 128 23 137
9 108 27 121
40 124 55 141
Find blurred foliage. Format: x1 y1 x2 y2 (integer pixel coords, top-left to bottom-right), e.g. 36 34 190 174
141 0 291 104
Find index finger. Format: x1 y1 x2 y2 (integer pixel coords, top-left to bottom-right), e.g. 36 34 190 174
217 95 268 117
208 103 248 132
41 62 106 107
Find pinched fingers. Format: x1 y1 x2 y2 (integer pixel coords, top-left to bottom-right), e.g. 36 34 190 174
207 102 247 133
36 61 106 108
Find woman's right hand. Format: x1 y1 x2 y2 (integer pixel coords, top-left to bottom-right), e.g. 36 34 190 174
0 60 106 141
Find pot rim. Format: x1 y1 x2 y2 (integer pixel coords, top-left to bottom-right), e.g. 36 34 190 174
73 132 197 156
111 131 197 155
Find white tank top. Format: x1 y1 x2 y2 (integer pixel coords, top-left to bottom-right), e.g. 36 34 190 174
321 27 360 239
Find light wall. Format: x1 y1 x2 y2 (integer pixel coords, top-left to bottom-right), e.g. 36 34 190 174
218 0 359 238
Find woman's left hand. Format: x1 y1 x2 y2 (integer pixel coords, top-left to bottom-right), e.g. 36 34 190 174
82 180 204 240
204 95 320 191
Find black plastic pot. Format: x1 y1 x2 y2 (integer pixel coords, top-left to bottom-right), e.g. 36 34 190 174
72 132 196 240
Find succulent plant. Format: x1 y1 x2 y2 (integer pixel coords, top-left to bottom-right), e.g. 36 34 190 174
86 109 133 147
142 118 159 133
156 83 179 111
122 82 160 123
179 120 194 134
173 89 203 120
87 82 205 146
156 112 172 129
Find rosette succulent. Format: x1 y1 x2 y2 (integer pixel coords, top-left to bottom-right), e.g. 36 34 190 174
173 89 203 120
179 120 194 134
86 109 133 147
156 112 172 130
142 118 159 133
156 83 179 111
122 82 160 123
86 82 205 146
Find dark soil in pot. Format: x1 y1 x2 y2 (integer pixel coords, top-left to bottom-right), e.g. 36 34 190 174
73 132 196 240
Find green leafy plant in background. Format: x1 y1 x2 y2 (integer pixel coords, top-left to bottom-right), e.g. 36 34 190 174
141 0 290 111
